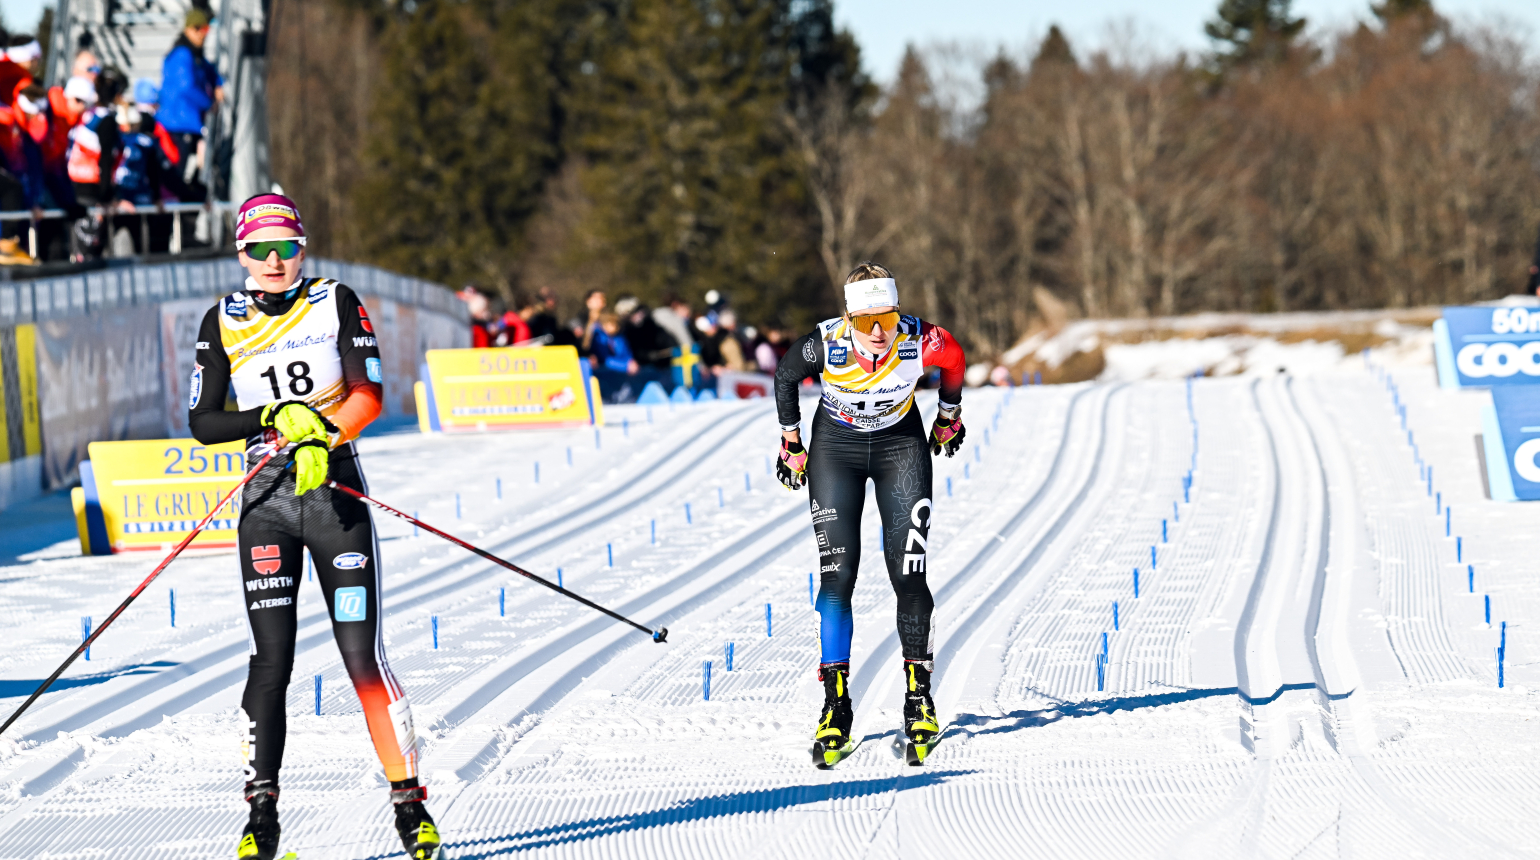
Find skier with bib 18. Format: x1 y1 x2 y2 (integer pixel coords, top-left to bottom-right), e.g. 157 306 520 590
189 194 442 859
772 262 967 766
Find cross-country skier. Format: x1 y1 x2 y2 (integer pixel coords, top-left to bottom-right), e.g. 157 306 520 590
772 262 967 766
189 194 442 859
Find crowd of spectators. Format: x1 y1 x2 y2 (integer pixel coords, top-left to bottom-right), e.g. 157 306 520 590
0 8 222 265
461 286 792 403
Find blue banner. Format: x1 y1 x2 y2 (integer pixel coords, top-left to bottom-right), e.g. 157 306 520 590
1436 306 1540 389
1483 387 1540 501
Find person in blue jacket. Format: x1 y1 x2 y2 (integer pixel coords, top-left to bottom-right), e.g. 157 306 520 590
158 7 222 192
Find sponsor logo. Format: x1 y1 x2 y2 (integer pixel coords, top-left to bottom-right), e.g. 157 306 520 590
195 341 210 350
925 326 945 352
812 504 838 525
803 340 816 362
333 552 369 570
353 336 377 348
246 576 294 592
225 294 249 317
1456 342 1540 379
240 709 257 781
819 546 847 557
820 563 841 573
903 498 932 576
251 545 282 576
897 343 919 361
334 586 368 622
548 386 576 411
306 283 329 304
828 346 848 365
815 529 828 548
249 597 293 610
359 306 374 333
366 357 383 383
231 333 335 360
188 365 203 408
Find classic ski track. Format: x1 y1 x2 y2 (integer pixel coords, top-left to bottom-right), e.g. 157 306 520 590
1172 375 1510 859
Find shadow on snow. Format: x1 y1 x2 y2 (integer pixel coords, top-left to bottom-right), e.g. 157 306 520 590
0 661 181 699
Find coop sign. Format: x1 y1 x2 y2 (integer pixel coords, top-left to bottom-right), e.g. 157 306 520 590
1434 306 1540 388
1481 387 1540 502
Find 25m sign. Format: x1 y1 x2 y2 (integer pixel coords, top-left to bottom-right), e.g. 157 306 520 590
1434 306 1540 388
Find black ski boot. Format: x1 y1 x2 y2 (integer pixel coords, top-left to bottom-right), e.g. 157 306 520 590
902 661 940 765
812 663 856 768
392 780 444 859
236 781 281 859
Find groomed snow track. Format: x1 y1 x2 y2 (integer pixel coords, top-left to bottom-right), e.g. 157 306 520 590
0 368 1537 858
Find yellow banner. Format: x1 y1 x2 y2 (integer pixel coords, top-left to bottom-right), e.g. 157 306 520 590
0 324 43 464
423 346 599 431
83 438 248 553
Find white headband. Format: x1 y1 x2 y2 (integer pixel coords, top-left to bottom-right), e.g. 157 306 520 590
844 278 898 313
14 93 43 115
5 41 41 64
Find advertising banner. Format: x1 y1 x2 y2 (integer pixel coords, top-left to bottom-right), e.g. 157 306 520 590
77 438 248 553
1434 306 1540 389
420 346 600 431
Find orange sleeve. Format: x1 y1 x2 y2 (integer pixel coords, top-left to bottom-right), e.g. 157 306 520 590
329 382 383 445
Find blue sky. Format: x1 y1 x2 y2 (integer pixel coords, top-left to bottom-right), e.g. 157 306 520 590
836 0 1540 82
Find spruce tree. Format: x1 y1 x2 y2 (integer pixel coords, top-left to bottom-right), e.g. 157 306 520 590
1372 0 1435 21
1205 0 1306 73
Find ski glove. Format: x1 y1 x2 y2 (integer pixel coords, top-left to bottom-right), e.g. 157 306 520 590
929 407 966 457
777 438 808 490
291 439 330 496
261 400 337 445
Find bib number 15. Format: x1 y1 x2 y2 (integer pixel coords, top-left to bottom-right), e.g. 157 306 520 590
260 361 314 398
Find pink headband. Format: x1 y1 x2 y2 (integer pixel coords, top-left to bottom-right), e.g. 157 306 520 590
235 193 305 241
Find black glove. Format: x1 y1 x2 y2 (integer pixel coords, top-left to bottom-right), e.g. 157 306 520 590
929 409 966 457
776 438 808 490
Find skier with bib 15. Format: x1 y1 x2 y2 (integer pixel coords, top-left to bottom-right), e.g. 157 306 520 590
772 262 967 767
188 194 442 859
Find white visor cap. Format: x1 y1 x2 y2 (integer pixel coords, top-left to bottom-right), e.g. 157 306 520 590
844 278 899 314
64 76 98 105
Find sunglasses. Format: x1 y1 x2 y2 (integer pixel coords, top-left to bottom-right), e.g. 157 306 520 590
848 310 900 335
237 237 306 261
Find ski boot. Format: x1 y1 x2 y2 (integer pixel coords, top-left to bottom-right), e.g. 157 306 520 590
812 663 857 768
902 661 941 766
236 781 281 859
392 780 444 859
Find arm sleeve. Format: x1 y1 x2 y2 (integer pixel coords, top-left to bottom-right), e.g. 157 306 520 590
189 305 265 444
920 321 967 410
329 285 384 444
774 332 823 430
95 121 120 200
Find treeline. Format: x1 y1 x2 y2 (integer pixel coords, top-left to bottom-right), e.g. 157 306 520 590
269 0 1540 357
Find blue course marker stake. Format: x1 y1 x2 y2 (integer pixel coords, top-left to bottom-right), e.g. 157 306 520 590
82 616 91 661
456 494 462 519
314 675 322 715
607 543 614 568
809 573 815 606
686 503 693 525
946 476 953 497
567 447 573 466
704 661 713 700
1151 545 1157 570
307 553 312 582
497 477 502 500
534 462 541 484
623 417 629 437
651 519 657 545
1162 520 1168 543
726 642 735 672
595 429 602 449
1446 506 1451 537
1499 647 1505 688
745 472 751 493
1134 568 1141 598
1485 594 1491 625
766 603 773 637
1113 600 1119 631
1173 501 1179 523
433 616 439 649
170 589 176 628
499 587 505 617
1468 565 1475 593
765 455 772 475
1458 537 1463 563
964 463 971 480
718 487 724 508
1428 466 1433 495
1435 491 1440 515
1102 631 1109 659
413 513 419 538
974 446 981 463
1096 653 1105 692
648 407 654 424
558 568 563 589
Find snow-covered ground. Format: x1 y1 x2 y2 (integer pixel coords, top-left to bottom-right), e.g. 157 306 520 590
1 349 1536 858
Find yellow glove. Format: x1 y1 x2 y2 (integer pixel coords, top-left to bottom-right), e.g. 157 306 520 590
261 401 335 445
291 440 330 496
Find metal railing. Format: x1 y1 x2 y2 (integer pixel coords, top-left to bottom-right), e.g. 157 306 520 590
0 202 232 262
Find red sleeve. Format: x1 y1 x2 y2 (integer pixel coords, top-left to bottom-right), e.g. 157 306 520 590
471 323 490 349
920 321 966 407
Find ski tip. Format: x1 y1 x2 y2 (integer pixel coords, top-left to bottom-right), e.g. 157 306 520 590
278 853 300 860
652 627 668 643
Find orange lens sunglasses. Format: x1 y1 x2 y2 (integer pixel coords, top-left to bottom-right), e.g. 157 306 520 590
848 311 900 335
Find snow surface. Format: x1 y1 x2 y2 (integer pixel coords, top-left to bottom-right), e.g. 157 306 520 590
0 353 1536 858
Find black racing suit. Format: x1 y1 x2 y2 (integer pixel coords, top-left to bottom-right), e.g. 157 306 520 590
190 283 417 786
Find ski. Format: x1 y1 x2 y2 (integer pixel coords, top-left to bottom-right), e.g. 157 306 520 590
893 721 947 766
811 736 861 769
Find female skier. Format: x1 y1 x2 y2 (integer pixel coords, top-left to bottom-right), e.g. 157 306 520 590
772 262 967 766
189 194 441 859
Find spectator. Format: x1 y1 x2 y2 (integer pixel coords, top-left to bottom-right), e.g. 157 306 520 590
580 289 606 354
72 47 101 83
526 287 562 340
652 293 695 352
58 76 96 126
695 313 723 367
712 309 749 372
67 68 127 260
15 82 81 260
754 327 788 374
112 102 168 254
590 312 639 402
158 8 222 191
0 35 41 106
618 296 677 383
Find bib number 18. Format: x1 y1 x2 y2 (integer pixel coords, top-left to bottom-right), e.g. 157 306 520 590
260 361 314 398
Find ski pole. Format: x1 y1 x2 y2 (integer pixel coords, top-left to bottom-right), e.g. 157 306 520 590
326 481 669 643
0 449 280 739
